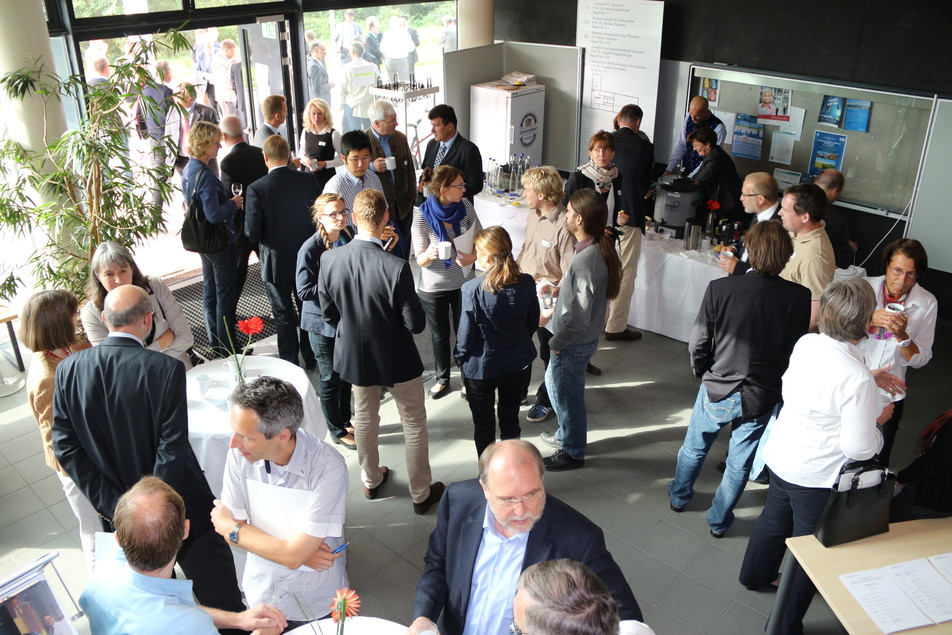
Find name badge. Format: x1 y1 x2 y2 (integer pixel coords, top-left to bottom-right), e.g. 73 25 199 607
541 240 552 248
318 141 326 146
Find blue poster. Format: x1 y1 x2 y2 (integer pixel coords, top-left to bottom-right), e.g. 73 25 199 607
731 113 764 160
818 95 844 126
809 130 847 177
843 99 872 132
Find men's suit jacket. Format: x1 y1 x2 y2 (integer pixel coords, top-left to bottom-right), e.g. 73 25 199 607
51 337 214 537
245 166 319 284
221 142 269 242
365 129 416 220
253 123 281 148
137 82 173 140
317 239 425 387
421 133 483 202
413 480 641 635
689 273 811 420
612 127 654 227
307 58 331 103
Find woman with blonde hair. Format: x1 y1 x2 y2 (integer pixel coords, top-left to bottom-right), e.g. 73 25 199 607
21 290 100 571
298 98 342 191
296 193 356 449
183 120 243 356
455 226 538 456
412 164 481 399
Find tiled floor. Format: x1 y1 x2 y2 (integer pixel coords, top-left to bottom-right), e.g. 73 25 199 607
0 315 948 634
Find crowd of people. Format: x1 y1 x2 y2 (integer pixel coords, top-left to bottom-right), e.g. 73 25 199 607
17 42 948 634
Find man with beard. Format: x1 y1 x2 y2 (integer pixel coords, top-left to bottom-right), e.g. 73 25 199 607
408 440 640 635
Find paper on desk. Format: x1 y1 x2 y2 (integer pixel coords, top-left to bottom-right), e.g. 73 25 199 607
840 568 932 633
454 224 476 277
247 480 315 571
929 552 952 585
887 558 952 623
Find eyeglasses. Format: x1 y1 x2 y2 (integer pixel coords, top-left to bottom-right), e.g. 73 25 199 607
445 183 466 190
323 211 346 219
495 491 544 507
510 620 527 634
888 267 917 280
740 192 763 198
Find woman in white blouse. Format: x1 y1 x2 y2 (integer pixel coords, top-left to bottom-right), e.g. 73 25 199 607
82 241 195 368
739 277 898 634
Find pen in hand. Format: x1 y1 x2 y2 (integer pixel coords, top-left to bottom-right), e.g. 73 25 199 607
332 542 349 554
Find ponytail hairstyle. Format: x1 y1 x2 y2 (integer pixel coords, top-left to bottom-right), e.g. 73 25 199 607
311 192 347 250
474 226 522 293
567 189 621 300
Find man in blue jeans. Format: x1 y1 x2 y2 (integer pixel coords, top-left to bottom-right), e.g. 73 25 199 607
668 220 810 537
539 190 621 471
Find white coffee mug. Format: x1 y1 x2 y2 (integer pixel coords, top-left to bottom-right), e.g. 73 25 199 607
437 241 453 260
385 156 397 170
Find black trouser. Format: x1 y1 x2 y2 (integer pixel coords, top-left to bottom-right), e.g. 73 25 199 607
466 365 532 457
393 210 413 259
235 234 258 300
177 528 244 635
418 288 461 384
310 331 352 438
264 279 315 367
877 398 905 468
534 327 553 407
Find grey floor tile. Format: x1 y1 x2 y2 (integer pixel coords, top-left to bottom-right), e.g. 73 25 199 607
636 519 708 571
31 472 67 508
0 509 66 552
618 547 681 605
682 543 747 598
12 453 53 485
0 430 43 465
709 600 771 634
594 501 663 549
642 605 704 635
0 485 46 530
652 575 732 632
0 464 27 497
344 529 400 578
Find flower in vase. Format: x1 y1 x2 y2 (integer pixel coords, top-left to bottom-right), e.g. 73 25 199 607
331 587 361 633
706 199 720 211
224 316 264 381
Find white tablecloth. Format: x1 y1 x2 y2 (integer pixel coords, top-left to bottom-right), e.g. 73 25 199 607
631 238 726 342
473 192 530 260
287 616 406 634
186 356 326 497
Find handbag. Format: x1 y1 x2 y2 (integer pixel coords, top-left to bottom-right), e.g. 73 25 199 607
181 166 228 254
814 459 896 547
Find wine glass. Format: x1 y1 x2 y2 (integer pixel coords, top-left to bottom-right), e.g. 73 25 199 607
231 183 243 197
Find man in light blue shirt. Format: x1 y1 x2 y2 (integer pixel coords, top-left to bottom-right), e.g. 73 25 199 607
80 476 286 635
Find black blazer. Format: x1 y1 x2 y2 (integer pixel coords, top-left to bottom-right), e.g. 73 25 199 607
51 337 214 536
731 207 781 276
612 127 654 227
563 170 624 226
421 133 484 202
694 145 742 222
689 273 811 419
245 166 320 284
318 239 425 386
413 479 642 634
221 142 268 240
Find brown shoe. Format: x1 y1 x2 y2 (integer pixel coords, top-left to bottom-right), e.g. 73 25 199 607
604 329 643 341
413 481 445 515
363 466 390 500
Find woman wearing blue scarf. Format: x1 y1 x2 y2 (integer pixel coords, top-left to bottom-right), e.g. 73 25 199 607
412 165 482 399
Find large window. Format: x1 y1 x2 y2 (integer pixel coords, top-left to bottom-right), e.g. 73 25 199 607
72 0 181 19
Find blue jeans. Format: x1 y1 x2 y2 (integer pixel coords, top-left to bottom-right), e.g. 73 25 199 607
669 385 775 534
310 331 352 439
545 338 598 460
200 245 237 356
342 103 370 133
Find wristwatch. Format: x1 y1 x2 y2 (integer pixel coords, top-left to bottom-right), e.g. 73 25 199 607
897 336 912 348
228 523 241 544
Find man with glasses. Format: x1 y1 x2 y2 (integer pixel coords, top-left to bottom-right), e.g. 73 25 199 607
719 172 781 275
408 440 641 635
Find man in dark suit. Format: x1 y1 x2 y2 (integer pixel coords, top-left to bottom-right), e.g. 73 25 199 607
220 115 268 301
165 81 219 175
669 220 811 538
720 171 782 276
136 61 174 208
408 440 642 635
607 104 654 342
245 135 318 368
419 104 483 204
253 94 287 146
318 189 444 514
51 285 244 624
365 100 416 246
307 42 332 104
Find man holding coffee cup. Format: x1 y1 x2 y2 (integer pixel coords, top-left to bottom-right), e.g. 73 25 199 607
365 100 416 250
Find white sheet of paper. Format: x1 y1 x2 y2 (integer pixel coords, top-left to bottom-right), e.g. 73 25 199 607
779 106 806 141
246 480 316 572
886 558 952 623
769 132 796 165
929 552 952 585
454 224 477 277
713 110 736 145
774 168 802 191
840 568 933 633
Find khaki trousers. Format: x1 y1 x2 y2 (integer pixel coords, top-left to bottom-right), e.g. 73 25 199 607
352 376 432 503
606 226 643 333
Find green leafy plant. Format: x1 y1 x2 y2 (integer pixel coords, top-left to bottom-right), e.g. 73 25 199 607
0 30 190 301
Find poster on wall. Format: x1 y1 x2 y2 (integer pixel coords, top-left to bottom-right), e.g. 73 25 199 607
732 114 765 160
0 555 78 635
757 86 791 123
843 99 873 132
809 130 847 177
701 78 719 107
576 0 664 165
818 95 845 126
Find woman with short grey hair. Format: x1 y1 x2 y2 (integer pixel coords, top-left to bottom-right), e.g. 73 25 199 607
739 277 899 633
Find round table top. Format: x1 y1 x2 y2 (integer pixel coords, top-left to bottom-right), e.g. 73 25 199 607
286 615 406 634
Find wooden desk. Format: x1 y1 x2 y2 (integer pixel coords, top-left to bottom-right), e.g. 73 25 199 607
773 518 952 634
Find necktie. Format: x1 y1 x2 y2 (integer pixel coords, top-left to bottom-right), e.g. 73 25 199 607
181 114 191 157
434 143 447 168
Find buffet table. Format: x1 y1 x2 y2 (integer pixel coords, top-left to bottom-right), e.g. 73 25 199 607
472 192 530 260
186 356 326 496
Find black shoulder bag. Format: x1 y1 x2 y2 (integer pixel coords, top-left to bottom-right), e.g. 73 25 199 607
814 459 895 547
181 166 229 254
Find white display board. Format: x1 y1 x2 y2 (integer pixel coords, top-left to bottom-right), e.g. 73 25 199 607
576 0 664 164
907 98 952 274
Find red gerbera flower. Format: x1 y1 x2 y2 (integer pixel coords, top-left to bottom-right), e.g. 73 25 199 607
331 587 361 630
237 316 265 336
706 199 721 211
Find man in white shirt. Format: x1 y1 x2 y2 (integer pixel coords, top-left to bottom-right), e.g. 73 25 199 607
211 377 348 629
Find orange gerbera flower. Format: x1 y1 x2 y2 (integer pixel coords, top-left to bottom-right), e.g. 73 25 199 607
330 587 361 623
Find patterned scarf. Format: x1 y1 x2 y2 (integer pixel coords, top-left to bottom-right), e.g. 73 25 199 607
578 160 618 225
